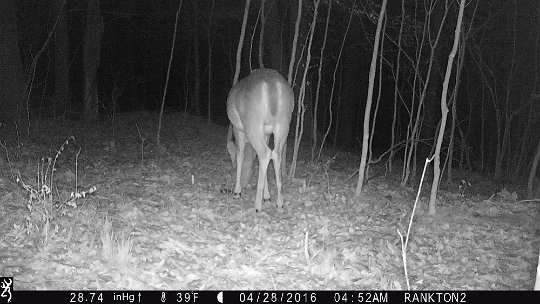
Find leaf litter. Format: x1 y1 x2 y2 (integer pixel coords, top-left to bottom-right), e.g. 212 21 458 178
0 113 537 290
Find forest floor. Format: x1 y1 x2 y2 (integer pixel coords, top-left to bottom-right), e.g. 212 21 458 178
0 112 538 290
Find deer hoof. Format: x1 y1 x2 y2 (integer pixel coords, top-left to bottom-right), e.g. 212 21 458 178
220 188 233 194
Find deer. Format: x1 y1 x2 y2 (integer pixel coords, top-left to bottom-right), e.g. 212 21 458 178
226 68 294 213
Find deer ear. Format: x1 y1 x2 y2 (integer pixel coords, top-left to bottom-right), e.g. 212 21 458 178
227 141 237 168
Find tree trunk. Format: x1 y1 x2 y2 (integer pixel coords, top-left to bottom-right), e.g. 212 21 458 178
190 0 201 116
53 0 69 118
401 0 448 186
535 245 540 290
356 0 387 195
389 0 405 173
446 36 466 183
183 38 192 112
312 0 332 162
332 65 343 149
264 0 286 73
227 0 254 188
157 0 183 149
528 138 540 198
429 0 465 214
83 0 103 122
420 0 446 162
290 0 320 178
258 0 266 68
288 0 312 136
207 0 214 121
0 0 25 135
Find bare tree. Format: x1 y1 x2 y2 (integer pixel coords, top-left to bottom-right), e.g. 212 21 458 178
189 0 201 116
0 0 25 136
319 0 354 161
287 0 301 85
388 0 405 173
401 0 449 187
83 0 103 122
290 0 320 178
207 0 214 121
356 0 387 194
311 0 332 162
535 246 540 289
258 0 266 68
528 138 540 198
233 0 251 84
429 0 466 214
445 33 466 183
157 0 183 148
367 15 387 179
53 0 69 118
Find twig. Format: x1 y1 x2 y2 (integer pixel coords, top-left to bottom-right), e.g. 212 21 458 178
135 124 145 166
398 156 433 290
75 147 81 193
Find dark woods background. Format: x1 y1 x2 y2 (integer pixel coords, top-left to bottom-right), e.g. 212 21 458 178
1 0 539 181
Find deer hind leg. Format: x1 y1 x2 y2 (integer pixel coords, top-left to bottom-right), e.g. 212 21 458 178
272 128 288 212
281 141 288 177
232 129 248 198
248 131 271 213
262 136 271 202
255 149 271 212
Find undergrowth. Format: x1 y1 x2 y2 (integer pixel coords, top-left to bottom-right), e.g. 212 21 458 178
13 136 96 245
